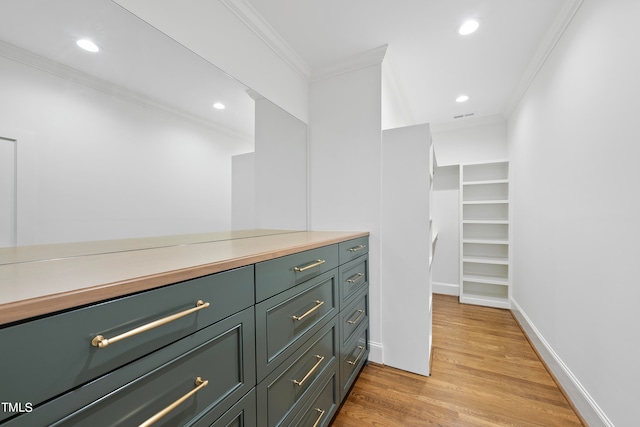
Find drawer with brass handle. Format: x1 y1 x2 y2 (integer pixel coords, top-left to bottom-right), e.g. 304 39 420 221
340 288 369 347
257 317 338 427
340 325 369 399
338 254 369 308
4 307 256 427
255 244 338 302
286 368 339 427
0 265 254 420
255 269 338 381
338 236 369 264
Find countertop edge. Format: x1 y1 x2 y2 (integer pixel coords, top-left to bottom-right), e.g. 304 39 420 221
0 231 369 325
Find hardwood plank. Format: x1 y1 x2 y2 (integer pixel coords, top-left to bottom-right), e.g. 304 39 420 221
331 294 584 426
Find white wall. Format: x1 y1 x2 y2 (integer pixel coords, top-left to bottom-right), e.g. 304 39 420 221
508 1 639 425
253 96 307 230
309 64 383 362
1 55 251 245
231 152 255 229
113 0 309 125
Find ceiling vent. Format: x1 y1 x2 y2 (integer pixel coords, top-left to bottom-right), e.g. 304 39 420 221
454 113 475 119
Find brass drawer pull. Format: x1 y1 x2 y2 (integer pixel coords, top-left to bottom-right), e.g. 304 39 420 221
348 244 366 252
294 259 326 272
347 309 365 325
292 300 324 321
346 272 365 284
347 345 366 366
92 300 210 349
312 408 326 427
293 355 325 386
139 377 208 427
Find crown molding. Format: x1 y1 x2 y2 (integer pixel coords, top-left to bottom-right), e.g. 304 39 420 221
0 41 252 141
219 0 311 81
310 44 388 83
503 0 584 117
431 114 506 133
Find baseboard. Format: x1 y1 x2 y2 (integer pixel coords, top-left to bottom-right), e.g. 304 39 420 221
511 298 614 427
432 281 459 296
368 340 383 364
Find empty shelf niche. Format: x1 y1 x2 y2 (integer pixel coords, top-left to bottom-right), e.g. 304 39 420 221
462 281 509 301
462 162 508 182
463 223 508 242
462 182 508 202
463 243 508 263
463 262 508 284
463 203 508 221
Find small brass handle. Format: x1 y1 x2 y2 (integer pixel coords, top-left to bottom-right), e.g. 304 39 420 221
312 408 326 427
292 300 324 321
92 300 210 349
348 244 366 252
293 355 325 386
347 309 365 325
139 377 208 427
347 345 366 366
346 272 365 284
294 259 326 272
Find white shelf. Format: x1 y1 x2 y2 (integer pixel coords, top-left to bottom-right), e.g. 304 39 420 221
462 200 508 205
462 255 508 265
460 161 510 309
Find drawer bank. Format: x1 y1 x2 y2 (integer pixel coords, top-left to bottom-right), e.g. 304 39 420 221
0 231 369 427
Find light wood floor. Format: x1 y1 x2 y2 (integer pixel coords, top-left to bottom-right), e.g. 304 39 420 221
330 294 584 426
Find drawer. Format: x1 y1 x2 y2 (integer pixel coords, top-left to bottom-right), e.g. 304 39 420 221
338 236 369 264
192 389 256 427
257 318 338 427
286 369 339 427
4 307 256 427
340 288 369 347
0 265 254 420
255 244 338 302
340 326 369 399
338 254 369 307
256 269 338 381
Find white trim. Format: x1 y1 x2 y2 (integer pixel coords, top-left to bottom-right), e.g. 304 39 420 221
219 0 311 81
0 41 252 142
432 281 459 296
310 45 388 83
368 340 383 364
503 0 584 116
511 298 614 427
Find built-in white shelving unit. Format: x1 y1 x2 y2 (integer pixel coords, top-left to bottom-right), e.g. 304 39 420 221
459 161 510 309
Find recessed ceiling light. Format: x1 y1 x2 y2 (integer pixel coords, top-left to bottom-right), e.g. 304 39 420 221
213 102 226 110
456 95 470 103
458 19 480 36
76 39 99 53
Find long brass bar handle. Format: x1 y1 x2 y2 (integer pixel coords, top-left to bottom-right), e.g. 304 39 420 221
294 259 326 272
139 377 208 427
347 346 366 366
293 355 325 386
291 300 324 321
347 309 365 325
312 408 326 427
92 300 210 349
348 244 366 252
346 272 365 284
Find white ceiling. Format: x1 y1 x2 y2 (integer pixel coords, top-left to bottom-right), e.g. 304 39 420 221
243 0 573 125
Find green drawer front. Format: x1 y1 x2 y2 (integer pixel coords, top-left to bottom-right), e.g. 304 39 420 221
255 270 338 381
338 255 369 307
255 245 338 302
192 389 256 427
3 308 256 427
338 236 369 264
257 318 338 427
286 369 339 427
0 266 254 419
340 325 369 399
340 288 369 347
